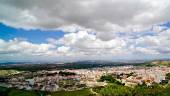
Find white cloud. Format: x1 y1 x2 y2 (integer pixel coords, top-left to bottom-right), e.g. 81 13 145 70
0 38 55 55
135 29 170 54
57 31 126 50
57 46 70 53
0 0 170 39
0 0 170 61
1 27 170 61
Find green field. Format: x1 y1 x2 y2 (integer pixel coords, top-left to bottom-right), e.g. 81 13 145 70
1 83 170 96
158 61 170 67
0 70 22 76
50 89 94 96
0 86 94 96
135 61 170 67
0 86 46 96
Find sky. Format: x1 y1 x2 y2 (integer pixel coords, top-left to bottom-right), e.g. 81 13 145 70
0 0 170 62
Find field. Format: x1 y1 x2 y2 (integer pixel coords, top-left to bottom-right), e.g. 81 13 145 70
0 86 93 96
50 89 93 96
0 70 22 76
2 83 170 96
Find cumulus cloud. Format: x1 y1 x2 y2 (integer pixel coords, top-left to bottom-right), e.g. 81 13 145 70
0 38 55 55
0 38 76 59
1 0 170 39
48 30 170 56
0 0 170 61
1 28 170 61
56 31 126 50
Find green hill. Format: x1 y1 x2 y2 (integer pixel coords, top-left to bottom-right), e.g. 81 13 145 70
151 60 170 67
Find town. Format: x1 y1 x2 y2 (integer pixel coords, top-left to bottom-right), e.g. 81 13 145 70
0 65 170 92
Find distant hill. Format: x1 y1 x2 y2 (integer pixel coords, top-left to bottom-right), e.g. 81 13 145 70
1 60 170 71
132 59 170 67
0 60 144 71
151 60 170 66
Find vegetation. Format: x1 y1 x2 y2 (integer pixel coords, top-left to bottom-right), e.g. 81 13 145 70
159 61 170 67
98 75 122 85
166 73 170 80
93 84 132 96
59 71 76 76
92 83 170 96
0 61 136 72
0 86 46 96
0 86 93 96
50 88 93 96
0 70 21 76
93 74 170 96
134 63 155 67
1 82 170 96
134 61 170 67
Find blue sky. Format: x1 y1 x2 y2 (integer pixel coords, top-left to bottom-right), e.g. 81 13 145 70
0 23 64 44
